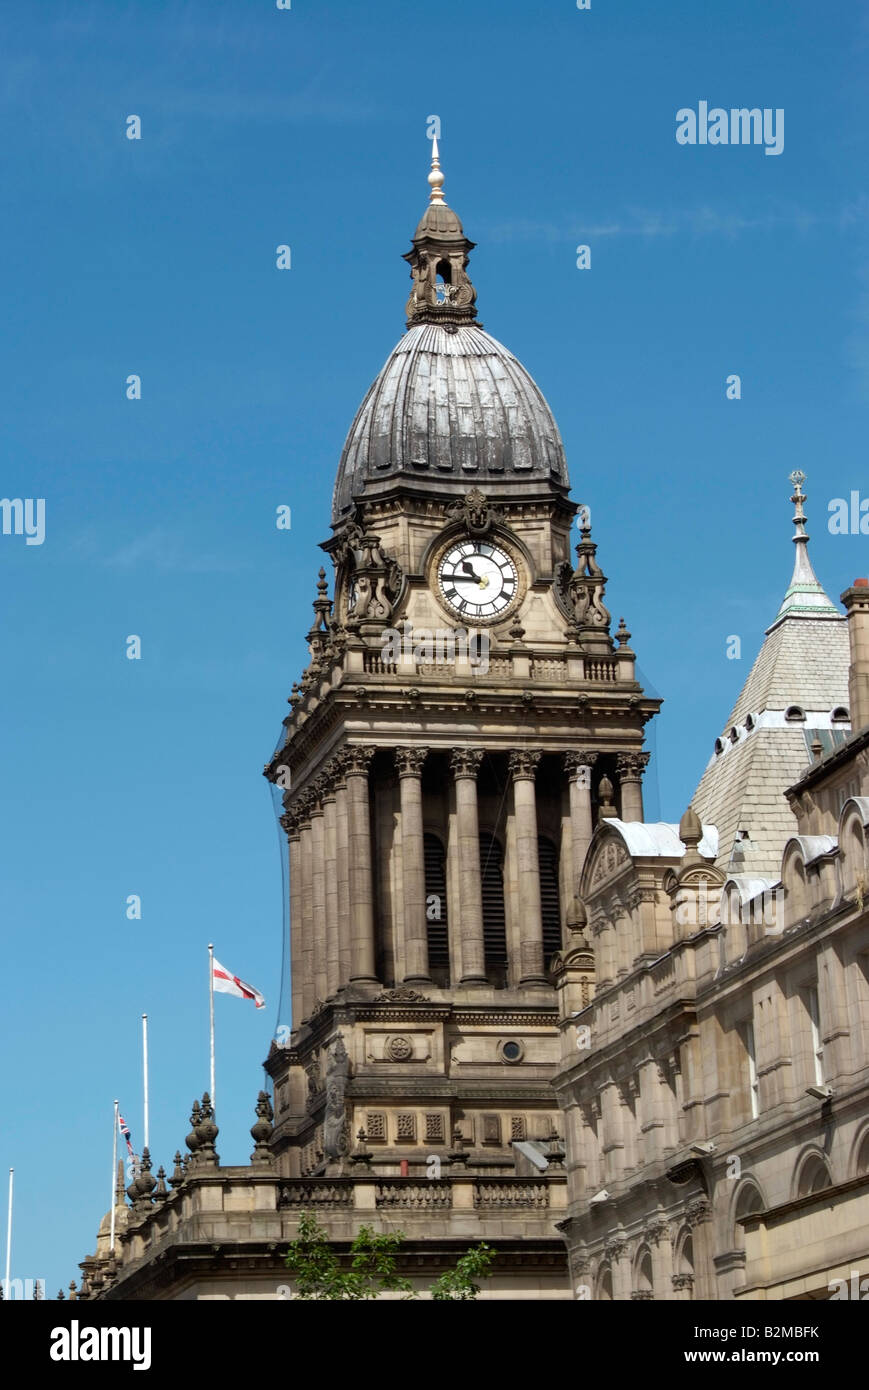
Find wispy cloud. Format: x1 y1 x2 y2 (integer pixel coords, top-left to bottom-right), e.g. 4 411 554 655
71 525 243 574
486 200 867 244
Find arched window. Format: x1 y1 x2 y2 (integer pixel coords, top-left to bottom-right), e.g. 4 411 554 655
596 1266 613 1301
479 832 508 986
538 835 562 966
424 833 450 986
733 1181 764 1252
796 1153 832 1198
634 1249 654 1300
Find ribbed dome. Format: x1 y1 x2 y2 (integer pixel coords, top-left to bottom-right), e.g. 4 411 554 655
332 322 570 523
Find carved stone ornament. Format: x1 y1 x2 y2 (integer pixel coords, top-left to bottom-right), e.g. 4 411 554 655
588 837 631 889
322 1036 351 1161
395 747 429 778
686 1196 712 1228
373 987 429 1004
565 751 598 785
386 1035 414 1062
508 749 542 780
616 751 651 781
445 488 502 536
567 517 612 640
343 745 376 777
449 748 485 779
340 526 403 627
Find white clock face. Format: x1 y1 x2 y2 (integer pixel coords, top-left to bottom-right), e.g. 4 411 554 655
437 540 519 619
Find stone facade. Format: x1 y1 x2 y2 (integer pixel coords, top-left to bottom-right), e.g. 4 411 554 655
552 542 869 1301
75 146 657 1301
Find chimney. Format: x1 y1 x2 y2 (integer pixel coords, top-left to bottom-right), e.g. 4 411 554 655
841 579 869 732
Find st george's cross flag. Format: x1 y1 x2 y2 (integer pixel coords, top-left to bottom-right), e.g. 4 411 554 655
212 957 266 1009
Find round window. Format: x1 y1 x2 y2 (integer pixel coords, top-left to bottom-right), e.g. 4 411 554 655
499 1040 524 1064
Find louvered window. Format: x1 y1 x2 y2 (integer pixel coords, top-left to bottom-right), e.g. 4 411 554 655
479 832 508 984
538 836 562 966
424 833 450 984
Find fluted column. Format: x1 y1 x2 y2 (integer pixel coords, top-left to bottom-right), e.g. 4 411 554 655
298 790 315 1021
617 751 650 823
450 749 486 984
282 806 303 1033
321 770 340 999
395 746 430 984
332 757 351 989
509 749 546 984
565 751 597 891
310 781 327 1005
345 745 377 984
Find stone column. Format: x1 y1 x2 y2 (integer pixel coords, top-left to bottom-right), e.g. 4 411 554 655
617 751 650 823
345 745 378 984
449 749 486 984
508 749 547 984
298 791 315 1022
646 1218 674 1300
565 752 597 886
310 783 327 1005
395 747 430 985
685 1197 713 1300
282 806 303 1033
321 771 340 999
600 1078 625 1184
334 756 351 989
606 1238 631 1302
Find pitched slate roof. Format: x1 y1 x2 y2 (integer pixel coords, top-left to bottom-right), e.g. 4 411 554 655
691 478 850 880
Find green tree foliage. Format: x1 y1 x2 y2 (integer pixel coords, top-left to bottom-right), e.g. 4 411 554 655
429 1243 494 1301
284 1211 493 1301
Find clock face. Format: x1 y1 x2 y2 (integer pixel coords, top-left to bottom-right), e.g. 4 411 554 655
437 540 519 620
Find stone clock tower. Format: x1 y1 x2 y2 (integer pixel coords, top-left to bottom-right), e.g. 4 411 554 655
262 143 659 1292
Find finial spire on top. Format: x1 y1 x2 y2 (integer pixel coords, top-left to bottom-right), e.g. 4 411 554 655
768 471 838 630
428 137 446 204
789 469 808 543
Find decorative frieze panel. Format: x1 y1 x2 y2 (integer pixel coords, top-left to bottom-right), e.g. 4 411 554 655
425 1113 445 1144
366 1112 387 1142
396 1113 417 1142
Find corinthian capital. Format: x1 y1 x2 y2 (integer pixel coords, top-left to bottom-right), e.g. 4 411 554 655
343 745 376 777
564 751 599 783
395 746 429 778
508 749 542 780
616 751 650 781
449 748 484 779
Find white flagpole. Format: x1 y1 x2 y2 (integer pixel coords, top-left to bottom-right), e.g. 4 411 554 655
208 943 215 1109
142 1014 150 1152
4 1168 12 1293
111 1101 119 1252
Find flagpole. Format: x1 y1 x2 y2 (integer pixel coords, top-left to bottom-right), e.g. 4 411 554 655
5 1168 12 1294
208 942 215 1109
111 1101 119 1252
142 1014 150 1152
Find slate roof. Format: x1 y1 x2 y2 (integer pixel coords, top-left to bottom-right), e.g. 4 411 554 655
691 524 850 880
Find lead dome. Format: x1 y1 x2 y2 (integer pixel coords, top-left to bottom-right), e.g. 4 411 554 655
331 141 570 524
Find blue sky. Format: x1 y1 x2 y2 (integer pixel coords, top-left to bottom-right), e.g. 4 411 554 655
1 0 867 1297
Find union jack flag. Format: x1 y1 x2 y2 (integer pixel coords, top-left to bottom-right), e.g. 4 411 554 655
118 1113 135 1160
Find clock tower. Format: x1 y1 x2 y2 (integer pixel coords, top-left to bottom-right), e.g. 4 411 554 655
263 143 659 1292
